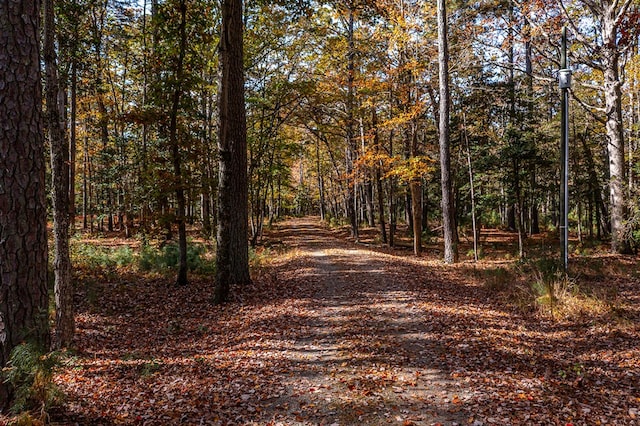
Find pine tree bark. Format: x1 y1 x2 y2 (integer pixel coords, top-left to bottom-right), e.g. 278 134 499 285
215 0 251 303
170 0 189 286
69 54 77 231
0 0 50 406
437 0 457 263
44 0 74 349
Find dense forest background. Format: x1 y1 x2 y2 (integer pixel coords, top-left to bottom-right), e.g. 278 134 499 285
48 0 640 256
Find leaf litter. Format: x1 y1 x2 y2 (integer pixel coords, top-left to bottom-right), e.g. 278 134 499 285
51 218 639 425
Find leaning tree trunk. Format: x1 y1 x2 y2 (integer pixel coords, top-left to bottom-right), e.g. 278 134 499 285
44 0 74 348
215 0 251 304
0 0 51 406
437 0 457 263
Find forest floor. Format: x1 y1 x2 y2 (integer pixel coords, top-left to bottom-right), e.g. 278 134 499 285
46 217 640 425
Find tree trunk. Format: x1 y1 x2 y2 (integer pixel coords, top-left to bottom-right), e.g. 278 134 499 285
44 0 74 349
170 0 189 286
360 119 375 227
525 20 540 235
345 5 358 240
602 40 629 253
215 0 251 304
437 0 457 263
410 180 422 256
0 0 50 405
83 132 88 229
69 54 77 232
316 137 326 221
372 110 387 244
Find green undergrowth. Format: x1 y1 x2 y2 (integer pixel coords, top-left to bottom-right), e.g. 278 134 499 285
2 343 64 425
138 241 215 274
71 243 135 270
71 239 216 275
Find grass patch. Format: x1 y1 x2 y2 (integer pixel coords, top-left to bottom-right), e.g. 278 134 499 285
480 266 513 292
517 258 614 320
249 246 273 270
479 257 619 321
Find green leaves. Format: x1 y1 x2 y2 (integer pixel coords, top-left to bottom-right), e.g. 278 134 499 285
3 343 63 416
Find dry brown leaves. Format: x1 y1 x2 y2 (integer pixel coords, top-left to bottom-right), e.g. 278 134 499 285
50 218 639 425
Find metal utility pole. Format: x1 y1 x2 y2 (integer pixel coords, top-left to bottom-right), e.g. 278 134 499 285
559 27 572 272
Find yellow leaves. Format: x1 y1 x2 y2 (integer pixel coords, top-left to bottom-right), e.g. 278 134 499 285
385 155 436 183
383 107 426 130
354 147 435 184
354 148 393 171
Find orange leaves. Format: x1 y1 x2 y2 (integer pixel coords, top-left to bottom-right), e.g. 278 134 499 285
354 147 435 184
384 155 436 183
353 147 394 173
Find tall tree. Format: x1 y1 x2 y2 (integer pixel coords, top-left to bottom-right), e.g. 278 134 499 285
345 2 358 240
44 0 74 348
0 0 50 405
215 0 251 303
437 0 457 263
562 0 637 253
169 0 189 286
597 0 633 254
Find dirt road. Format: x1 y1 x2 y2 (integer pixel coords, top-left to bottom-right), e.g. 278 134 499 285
261 218 471 425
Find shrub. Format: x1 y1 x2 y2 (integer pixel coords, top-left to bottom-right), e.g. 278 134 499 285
138 241 215 274
2 343 63 418
72 243 135 270
520 257 611 319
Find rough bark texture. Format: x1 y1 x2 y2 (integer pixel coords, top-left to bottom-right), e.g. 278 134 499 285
437 0 457 264
170 0 189 286
215 0 251 303
69 59 77 230
0 0 50 407
44 0 74 349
